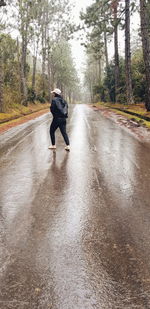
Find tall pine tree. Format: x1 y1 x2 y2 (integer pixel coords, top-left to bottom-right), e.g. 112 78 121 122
140 0 150 111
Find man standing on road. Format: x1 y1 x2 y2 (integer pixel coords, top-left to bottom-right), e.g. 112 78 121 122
49 88 70 151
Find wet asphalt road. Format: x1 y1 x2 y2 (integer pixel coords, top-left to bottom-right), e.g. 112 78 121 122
0 104 150 309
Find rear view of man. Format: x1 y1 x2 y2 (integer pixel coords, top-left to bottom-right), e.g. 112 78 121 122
49 88 70 151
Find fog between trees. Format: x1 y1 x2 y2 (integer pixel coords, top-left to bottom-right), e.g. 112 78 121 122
0 0 81 112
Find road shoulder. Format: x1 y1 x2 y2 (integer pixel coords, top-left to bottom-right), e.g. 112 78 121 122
0 108 49 134
91 103 150 143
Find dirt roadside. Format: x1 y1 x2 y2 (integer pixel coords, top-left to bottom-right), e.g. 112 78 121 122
0 108 49 134
91 104 150 143
93 102 150 128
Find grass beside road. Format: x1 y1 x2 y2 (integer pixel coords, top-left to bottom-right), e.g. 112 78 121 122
0 101 50 124
0 102 50 133
95 102 150 129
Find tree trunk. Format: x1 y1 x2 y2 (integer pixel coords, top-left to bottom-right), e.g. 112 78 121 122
125 0 134 104
19 0 30 105
113 1 119 103
32 55 37 91
17 38 22 96
90 79 93 103
140 0 150 111
98 58 102 83
0 44 4 112
104 28 109 68
32 36 40 92
68 90 72 104
47 51 51 102
62 86 65 100
0 0 6 112
41 7 47 96
20 40 28 104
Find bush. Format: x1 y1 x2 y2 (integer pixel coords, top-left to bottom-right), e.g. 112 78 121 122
3 86 21 112
36 94 46 103
132 49 146 102
27 88 36 102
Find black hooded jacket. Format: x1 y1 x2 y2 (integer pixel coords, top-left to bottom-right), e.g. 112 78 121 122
50 96 68 119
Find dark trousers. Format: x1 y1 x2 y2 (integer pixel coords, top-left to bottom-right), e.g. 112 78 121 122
50 118 70 146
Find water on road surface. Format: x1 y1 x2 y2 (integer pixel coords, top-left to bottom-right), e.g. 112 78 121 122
0 104 150 309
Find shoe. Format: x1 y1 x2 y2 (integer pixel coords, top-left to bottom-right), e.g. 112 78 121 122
65 145 70 151
48 145 56 150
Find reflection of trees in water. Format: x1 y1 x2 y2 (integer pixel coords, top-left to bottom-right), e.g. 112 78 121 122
24 151 70 307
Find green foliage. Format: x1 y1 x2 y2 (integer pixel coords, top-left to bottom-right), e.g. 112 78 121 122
81 0 149 106
0 34 18 87
36 94 46 104
0 34 21 110
92 50 146 104
3 86 21 111
96 59 126 103
93 84 109 102
80 0 113 61
2 0 147 109
27 88 36 102
104 63 115 102
0 0 80 111
132 49 146 102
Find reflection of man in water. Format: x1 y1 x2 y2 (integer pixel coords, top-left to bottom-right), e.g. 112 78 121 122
50 152 69 191
51 151 69 172
48 88 70 152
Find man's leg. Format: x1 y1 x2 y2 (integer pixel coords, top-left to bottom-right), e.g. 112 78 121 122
59 119 70 146
50 119 59 145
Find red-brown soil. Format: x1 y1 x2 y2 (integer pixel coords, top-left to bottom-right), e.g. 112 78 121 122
0 109 49 134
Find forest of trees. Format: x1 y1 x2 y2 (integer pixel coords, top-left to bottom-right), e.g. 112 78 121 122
0 0 150 113
81 0 150 111
0 0 80 112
